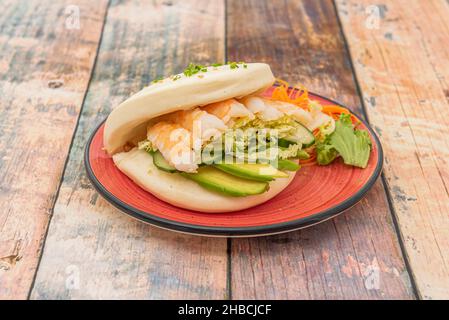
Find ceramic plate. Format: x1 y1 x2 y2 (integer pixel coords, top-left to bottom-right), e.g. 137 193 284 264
85 89 383 237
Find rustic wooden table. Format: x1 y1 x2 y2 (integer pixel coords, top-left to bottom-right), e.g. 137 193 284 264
0 0 448 300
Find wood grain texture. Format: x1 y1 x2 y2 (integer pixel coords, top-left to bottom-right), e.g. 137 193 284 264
30 0 227 299
335 0 449 299
227 0 414 299
0 0 107 299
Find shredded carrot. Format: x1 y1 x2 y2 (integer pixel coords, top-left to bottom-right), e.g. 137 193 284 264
321 105 360 125
270 79 362 166
321 105 350 114
270 80 358 125
299 148 317 167
270 78 310 110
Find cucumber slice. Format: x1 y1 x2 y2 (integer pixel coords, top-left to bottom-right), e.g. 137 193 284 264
286 122 315 147
152 150 177 173
277 159 301 171
278 138 295 148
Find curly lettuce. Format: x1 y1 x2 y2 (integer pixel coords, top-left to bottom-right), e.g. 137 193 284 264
317 114 372 168
196 114 319 165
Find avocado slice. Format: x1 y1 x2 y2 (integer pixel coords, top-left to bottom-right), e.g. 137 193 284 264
297 149 310 160
214 163 288 181
180 166 268 197
277 159 301 171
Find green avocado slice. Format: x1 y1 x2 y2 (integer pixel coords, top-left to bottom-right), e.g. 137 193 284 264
180 166 269 197
214 163 288 181
277 159 301 171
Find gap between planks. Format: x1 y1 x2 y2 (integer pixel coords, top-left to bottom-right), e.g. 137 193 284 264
331 0 420 298
0 0 109 300
30 0 228 300
27 0 112 300
335 0 449 299
226 0 414 300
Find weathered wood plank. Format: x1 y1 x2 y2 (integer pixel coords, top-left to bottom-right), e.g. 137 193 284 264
335 0 449 299
227 0 414 299
0 0 108 299
30 0 227 299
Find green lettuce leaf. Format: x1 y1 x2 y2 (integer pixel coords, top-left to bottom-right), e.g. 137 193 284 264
316 139 338 165
317 114 372 168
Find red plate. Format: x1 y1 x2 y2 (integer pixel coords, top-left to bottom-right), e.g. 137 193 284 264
85 90 383 236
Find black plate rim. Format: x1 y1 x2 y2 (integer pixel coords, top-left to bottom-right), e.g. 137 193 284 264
84 92 383 237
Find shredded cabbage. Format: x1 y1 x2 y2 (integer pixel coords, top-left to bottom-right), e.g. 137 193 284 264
278 144 300 160
235 115 300 139
138 140 154 153
141 114 310 165
232 116 253 129
204 114 310 163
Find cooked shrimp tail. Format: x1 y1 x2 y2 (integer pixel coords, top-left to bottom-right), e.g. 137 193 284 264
202 98 255 127
147 121 198 172
240 96 284 121
165 108 227 144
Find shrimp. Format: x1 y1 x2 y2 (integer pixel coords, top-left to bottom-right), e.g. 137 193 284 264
165 108 227 146
241 96 316 127
240 96 284 121
306 112 334 131
202 98 255 127
305 99 334 131
147 121 198 172
264 99 313 126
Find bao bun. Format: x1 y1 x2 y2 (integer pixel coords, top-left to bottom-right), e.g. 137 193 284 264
104 63 297 212
104 63 275 155
113 148 297 213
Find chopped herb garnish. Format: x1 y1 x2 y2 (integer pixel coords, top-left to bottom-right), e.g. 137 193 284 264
183 63 208 77
151 77 163 84
229 61 239 69
227 61 247 70
164 61 248 82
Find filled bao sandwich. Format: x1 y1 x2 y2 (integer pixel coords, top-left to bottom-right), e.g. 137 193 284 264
104 62 372 212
